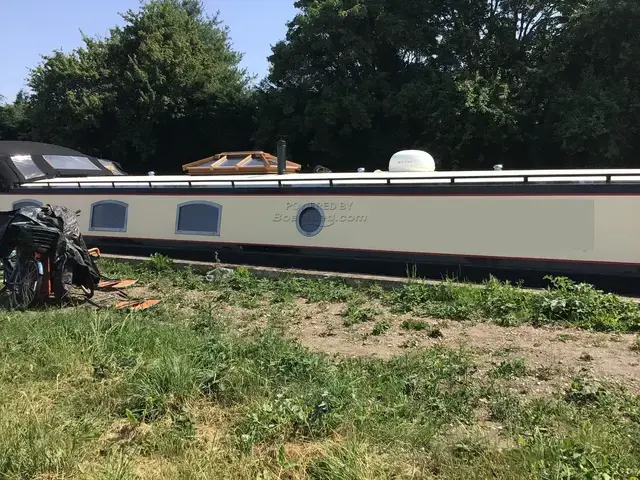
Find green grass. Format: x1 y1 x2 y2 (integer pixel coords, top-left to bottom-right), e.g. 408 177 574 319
491 358 528 379
1 256 639 478
371 320 391 336
400 318 430 331
342 301 380 326
108 255 640 334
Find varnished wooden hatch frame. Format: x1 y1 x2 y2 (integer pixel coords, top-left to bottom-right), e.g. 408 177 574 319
182 151 302 175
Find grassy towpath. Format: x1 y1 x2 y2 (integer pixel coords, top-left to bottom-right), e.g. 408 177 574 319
1 255 639 479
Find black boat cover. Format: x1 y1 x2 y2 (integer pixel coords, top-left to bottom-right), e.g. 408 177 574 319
0 204 100 299
0 141 125 190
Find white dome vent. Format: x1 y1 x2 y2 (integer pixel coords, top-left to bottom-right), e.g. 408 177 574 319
389 150 436 172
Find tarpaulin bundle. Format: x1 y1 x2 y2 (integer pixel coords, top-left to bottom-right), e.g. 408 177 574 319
0 205 100 300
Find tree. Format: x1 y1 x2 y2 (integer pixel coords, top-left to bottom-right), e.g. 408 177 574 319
538 0 640 167
257 0 598 171
0 90 32 141
255 0 454 170
13 0 637 172
27 0 256 173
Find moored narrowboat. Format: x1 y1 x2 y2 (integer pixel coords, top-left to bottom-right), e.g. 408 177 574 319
2 140 640 291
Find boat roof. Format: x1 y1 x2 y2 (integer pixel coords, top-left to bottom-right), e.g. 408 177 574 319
0 141 125 190
20 167 640 189
6 141 640 189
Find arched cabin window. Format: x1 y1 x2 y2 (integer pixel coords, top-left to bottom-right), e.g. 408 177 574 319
12 199 43 210
175 201 222 236
89 200 128 232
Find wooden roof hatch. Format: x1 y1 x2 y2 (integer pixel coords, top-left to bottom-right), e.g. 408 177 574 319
182 151 302 175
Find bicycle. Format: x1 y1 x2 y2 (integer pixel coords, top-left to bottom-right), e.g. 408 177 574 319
1 248 43 310
0 208 95 309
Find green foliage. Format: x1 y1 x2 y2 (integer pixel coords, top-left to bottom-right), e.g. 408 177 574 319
400 319 429 331
371 320 391 336
541 0 640 167
342 301 379 326
236 390 336 450
3 0 639 171
0 406 93 478
491 358 528 379
382 274 640 333
533 276 640 331
23 0 255 172
147 253 175 272
1 0 639 172
255 0 640 170
480 277 531 326
306 441 388 479
2 264 640 477
124 353 204 421
0 91 31 140
100 259 640 334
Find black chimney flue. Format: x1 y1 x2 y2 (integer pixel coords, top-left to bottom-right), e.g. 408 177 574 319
277 138 286 175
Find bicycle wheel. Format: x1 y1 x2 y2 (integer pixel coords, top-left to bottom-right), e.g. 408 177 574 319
9 257 42 310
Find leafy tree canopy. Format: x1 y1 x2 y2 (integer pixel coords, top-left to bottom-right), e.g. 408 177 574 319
26 0 255 172
1 0 638 172
0 90 31 141
256 0 638 171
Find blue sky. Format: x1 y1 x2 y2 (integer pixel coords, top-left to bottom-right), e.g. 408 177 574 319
0 0 297 102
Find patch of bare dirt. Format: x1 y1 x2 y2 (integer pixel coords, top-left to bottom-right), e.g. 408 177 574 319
287 299 640 394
